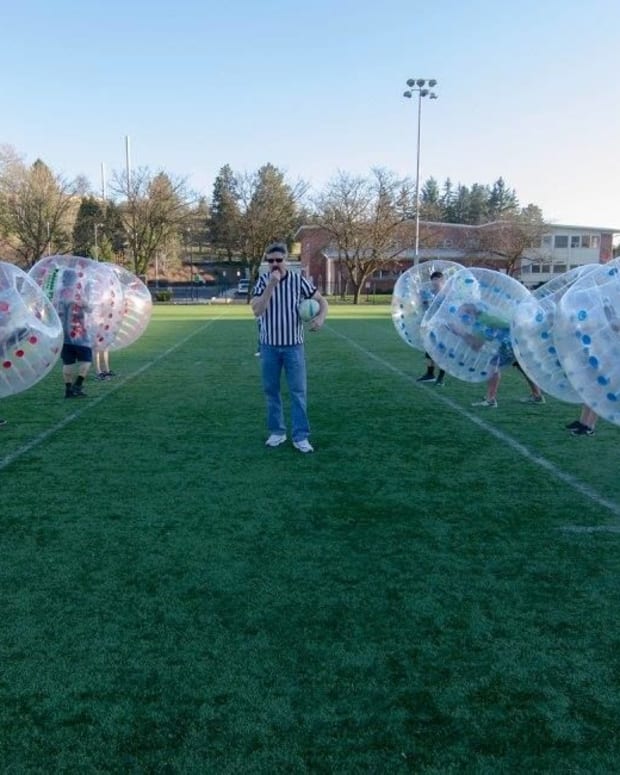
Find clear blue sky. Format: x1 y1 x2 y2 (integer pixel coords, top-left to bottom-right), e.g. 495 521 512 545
2 0 619 229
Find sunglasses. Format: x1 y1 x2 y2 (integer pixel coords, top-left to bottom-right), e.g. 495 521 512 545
266 257 284 263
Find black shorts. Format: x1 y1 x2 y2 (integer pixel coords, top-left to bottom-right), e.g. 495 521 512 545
61 344 93 365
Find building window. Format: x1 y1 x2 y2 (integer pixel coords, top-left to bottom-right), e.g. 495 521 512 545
553 264 567 273
541 235 552 247
591 235 600 249
531 264 540 273
570 236 580 248
581 235 591 248
521 264 531 273
554 235 569 248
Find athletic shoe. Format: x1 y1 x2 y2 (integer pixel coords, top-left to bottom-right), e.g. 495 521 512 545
105 371 116 377
265 433 287 447
254 352 260 357
471 398 498 408
0 418 7 427
95 372 108 381
293 439 314 453
571 425 594 436
69 387 87 398
520 395 546 404
434 379 445 387
565 420 583 430
416 374 436 383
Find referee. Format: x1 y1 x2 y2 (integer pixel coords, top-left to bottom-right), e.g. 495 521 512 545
251 242 328 453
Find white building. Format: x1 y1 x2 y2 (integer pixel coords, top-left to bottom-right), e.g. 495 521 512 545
519 223 619 287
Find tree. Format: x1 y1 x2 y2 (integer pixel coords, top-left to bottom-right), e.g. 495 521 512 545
477 204 546 275
467 183 490 225
188 196 210 253
72 196 106 258
314 168 413 304
210 164 241 260
0 158 79 266
488 177 519 220
111 167 193 277
440 177 454 221
419 177 443 221
237 163 306 286
445 184 471 224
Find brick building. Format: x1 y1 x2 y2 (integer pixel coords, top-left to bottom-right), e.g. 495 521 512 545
296 220 619 294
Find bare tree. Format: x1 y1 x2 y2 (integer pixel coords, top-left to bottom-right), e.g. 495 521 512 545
111 167 194 277
0 157 79 267
314 168 413 303
477 205 547 276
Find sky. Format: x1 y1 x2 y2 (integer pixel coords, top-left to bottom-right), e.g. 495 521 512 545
2 0 619 229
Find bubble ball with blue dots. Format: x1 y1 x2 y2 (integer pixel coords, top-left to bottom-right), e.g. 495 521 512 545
553 258 620 425
510 265 599 404
391 260 462 351
419 267 530 383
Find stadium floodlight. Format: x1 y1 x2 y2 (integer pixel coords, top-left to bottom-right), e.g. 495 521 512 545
403 78 439 265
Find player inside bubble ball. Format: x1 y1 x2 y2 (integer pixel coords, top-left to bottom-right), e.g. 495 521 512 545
417 271 447 386
56 269 94 399
449 302 545 409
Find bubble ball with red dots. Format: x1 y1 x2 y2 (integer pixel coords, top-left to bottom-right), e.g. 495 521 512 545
30 255 125 350
0 261 64 398
107 264 152 351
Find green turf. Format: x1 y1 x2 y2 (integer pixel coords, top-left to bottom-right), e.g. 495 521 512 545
1 305 620 773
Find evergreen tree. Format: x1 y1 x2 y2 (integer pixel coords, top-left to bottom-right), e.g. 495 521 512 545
443 184 471 224
488 177 519 219
210 164 241 260
72 196 106 257
440 178 455 221
466 183 490 224
419 177 442 221
238 163 304 284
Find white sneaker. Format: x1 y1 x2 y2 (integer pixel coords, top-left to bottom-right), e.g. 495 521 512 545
293 439 314 453
265 433 287 447
471 398 498 408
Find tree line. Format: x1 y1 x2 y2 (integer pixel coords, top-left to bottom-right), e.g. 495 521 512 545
0 143 546 302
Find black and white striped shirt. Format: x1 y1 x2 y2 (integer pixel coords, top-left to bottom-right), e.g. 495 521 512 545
253 271 317 346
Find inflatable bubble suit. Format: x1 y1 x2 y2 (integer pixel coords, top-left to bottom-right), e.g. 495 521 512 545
391 260 463 351
29 255 124 350
106 265 152 351
553 259 620 426
0 261 63 398
510 265 599 403
420 267 530 382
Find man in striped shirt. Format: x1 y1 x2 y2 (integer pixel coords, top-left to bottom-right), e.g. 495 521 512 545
251 242 328 453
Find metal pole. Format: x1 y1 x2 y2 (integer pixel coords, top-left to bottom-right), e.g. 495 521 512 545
414 90 423 266
100 162 106 201
125 135 131 193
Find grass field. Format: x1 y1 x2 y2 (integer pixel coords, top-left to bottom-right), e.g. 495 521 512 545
1 304 620 774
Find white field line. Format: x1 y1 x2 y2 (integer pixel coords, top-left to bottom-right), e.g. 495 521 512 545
327 325 620 533
0 317 221 473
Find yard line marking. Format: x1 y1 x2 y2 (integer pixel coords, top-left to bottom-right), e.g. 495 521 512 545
327 325 620 530
0 317 222 472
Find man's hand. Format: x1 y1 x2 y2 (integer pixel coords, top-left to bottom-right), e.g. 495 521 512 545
309 315 325 332
268 268 282 285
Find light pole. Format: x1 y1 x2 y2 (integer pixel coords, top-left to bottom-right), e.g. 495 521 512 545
403 78 438 265
93 222 104 260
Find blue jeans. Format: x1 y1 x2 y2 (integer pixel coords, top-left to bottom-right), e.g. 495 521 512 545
260 344 309 442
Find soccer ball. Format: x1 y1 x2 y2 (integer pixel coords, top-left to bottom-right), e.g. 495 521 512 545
298 298 320 322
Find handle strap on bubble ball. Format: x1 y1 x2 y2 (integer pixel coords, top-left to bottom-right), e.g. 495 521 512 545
42 268 60 301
